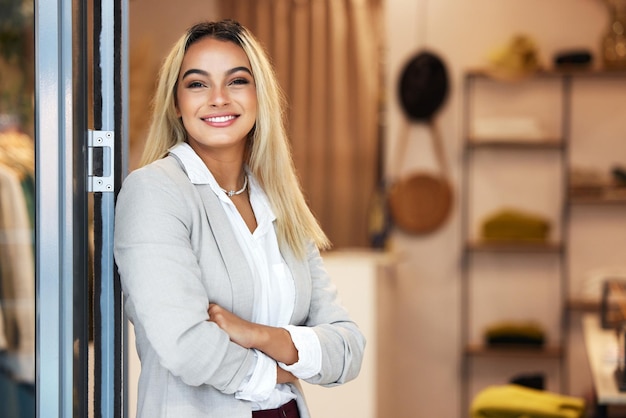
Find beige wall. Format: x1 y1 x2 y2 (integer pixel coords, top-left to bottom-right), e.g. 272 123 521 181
127 0 221 169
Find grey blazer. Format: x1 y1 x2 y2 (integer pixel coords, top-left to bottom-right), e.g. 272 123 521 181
114 155 366 418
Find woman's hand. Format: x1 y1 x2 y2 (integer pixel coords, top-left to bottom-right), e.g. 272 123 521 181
207 303 260 349
277 366 298 384
208 303 299 365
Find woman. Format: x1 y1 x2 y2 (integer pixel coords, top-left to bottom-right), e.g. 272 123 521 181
114 19 365 418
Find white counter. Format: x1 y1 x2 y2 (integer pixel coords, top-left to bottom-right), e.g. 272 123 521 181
301 250 397 418
582 314 626 409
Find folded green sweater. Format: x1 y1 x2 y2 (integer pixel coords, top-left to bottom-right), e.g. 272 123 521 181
471 385 585 418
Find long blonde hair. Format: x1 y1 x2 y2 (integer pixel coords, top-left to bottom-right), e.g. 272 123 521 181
140 20 330 258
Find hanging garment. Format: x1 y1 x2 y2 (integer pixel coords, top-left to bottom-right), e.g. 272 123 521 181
0 164 35 383
0 130 34 180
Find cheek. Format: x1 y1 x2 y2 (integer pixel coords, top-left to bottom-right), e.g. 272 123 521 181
247 93 258 117
176 92 198 118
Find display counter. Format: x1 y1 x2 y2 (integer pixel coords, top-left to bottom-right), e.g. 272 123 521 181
582 314 626 417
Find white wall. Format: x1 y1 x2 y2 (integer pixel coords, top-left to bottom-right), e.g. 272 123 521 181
129 0 221 65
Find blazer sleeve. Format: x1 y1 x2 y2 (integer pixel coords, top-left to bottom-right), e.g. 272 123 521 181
300 243 367 387
113 163 255 393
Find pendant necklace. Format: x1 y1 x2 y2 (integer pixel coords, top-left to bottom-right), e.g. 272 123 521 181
221 175 248 197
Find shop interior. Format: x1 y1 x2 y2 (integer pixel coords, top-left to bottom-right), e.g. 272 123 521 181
2 0 626 417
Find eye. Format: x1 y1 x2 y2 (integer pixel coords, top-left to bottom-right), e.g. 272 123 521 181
187 81 206 89
230 77 251 86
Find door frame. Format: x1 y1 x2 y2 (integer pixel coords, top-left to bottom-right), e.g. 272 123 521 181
34 0 128 416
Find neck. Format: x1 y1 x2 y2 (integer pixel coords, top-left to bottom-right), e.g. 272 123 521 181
187 140 248 188
219 173 248 197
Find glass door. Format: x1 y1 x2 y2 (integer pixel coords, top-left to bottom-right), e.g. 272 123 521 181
16 0 127 418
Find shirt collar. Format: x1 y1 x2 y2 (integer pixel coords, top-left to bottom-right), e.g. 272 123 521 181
168 142 277 224
169 142 214 185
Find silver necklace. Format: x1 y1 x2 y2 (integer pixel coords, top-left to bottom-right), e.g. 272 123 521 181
221 175 248 197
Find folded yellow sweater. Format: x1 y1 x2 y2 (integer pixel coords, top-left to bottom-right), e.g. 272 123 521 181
471 385 585 418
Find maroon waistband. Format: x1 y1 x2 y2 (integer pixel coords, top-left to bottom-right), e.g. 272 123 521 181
252 399 300 418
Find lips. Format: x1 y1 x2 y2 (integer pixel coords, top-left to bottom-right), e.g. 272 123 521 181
203 115 237 123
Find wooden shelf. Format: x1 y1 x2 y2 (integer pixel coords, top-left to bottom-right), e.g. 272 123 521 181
465 344 563 358
567 298 601 312
570 193 626 205
466 241 563 253
571 196 626 205
467 138 564 150
466 68 626 80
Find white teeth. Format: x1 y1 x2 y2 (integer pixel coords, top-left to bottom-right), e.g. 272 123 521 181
205 115 235 123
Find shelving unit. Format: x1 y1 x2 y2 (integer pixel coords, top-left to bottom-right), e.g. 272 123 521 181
460 68 626 415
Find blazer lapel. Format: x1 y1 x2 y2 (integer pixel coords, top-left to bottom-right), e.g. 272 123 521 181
195 184 254 320
280 242 311 325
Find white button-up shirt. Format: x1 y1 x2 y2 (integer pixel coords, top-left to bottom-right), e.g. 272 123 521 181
169 143 322 410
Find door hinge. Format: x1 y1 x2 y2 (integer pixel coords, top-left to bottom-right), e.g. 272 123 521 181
87 130 115 192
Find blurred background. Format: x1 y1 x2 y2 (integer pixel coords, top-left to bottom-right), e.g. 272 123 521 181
2 0 626 417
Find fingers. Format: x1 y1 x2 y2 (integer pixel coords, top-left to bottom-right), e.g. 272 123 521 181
207 303 228 328
207 302 220 316
276 366 298 384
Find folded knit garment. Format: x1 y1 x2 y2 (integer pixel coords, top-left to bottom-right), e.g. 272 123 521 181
510 373 545 391
471 384 585 418
484 321 545 348
481 208 551 242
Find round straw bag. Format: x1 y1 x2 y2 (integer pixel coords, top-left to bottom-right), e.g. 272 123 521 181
388 170 452 234
388 51 453 234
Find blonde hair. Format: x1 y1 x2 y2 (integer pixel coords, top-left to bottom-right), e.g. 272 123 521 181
140 20 330 258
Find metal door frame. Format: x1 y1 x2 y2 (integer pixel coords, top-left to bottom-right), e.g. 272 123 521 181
35 0 128 416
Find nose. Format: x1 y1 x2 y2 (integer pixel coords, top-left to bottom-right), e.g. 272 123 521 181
209 86 229 107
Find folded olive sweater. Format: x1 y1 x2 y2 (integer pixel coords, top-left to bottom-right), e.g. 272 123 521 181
481 209 550 242
484 321 545 347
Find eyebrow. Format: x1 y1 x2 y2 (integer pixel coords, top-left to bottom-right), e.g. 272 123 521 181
181 66 253 80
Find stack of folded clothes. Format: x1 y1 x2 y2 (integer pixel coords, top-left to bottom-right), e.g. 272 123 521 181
471 384 585 418
481 208 550 242
484 321 545 348
569 166 608 198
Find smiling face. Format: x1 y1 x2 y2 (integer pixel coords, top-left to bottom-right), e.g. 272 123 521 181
176 37 257 161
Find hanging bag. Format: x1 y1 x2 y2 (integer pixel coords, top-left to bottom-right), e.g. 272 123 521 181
387 51 453 234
